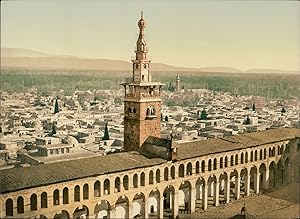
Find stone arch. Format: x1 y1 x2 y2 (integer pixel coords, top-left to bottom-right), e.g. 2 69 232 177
272 146 276 156
284 157 291 184
187 162 193 175
104 179 110 195
140 172 146 186
225 156 228 167
132 193 146 218
73 205 89 219
171 166 176 179
260 149 263 160
54 210 69 219
63 187 69 204
156 169 161 183
164 167 169 181
220 157 223 168
53 189 60 205
229 170 239 200
74 185 80 201
115 177 121 192
163 185 176 217
179 164 185 177
207 175 218 207
17 196 24 214
83 183 89 200
269 161 277 188
195 177 207 210
240 168 248 196
149 170 154 184
250 166 258 193
277 145 281 155
94 180 101 197
213 158 217 170
277 159 284 186
123 175 129 190
114 196 129 219
255 150 258 161
235 154 238 165
201 160 205 172
245 152 248 163
30 193 38 211
133 173 139 188
259 163 267 191
94 200 111 219
250 151 254 162
178 180 192 213
148 189 160 217
219 172 228 203
264 148 267 159
6 198 13 216
41 192 48 208
241 152 244 164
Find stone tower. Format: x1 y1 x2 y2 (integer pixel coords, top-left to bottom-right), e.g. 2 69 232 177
122 12 164 152
176 74 180 93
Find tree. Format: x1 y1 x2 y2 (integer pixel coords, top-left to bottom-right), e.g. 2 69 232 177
252 103 256 111
244 115 251 125
102 123 110 140
281 107 286 113
200 110 208 120
51 123 56 136
54 98 59 114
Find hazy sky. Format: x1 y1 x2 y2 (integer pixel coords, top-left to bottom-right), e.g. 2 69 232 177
1 0 300 71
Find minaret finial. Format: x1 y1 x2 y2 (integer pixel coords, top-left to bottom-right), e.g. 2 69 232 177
141 11 143 19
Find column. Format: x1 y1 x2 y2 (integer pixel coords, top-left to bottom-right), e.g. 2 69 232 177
202 184 208 210
144 198 149 219
263 167 269 190
128 200 133 219
159 196 164 218
173 192 179 218
225 178 230 203
235 172 240 200
213 180 220 206
254 171 260 194
245 174 250 196
191 187 196 213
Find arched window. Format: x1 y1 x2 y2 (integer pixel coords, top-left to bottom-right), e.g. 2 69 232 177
230 155 234 166
179 164 185 177
30 194 37 211
149 170 154 184
104 179 110 195
6 198 13 216
74 185 80 201
187 163 192 175
255 150 258 161
94 181 100 197
196 161 200 173
241 153 244 164
41 192 48 208
208 159 212 171
171 166 176 179
63 187 69 204
164 167 169 181
235 154 238 165
269 148 272 157
140 172 145 186
83 184 89 200
17 196 24 214
201 160 205 172
146 106 156 116
133 174 139 188
264 149 267 159
213 158 217 170
225 156 228 167
260 149 263 160
115 177 121 192
245 152 248 163
156 169 161 183
250 151 254 162
123 175 129 190
53 189 59 205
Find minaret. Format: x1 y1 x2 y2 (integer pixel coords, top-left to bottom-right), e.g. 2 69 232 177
122 12 164 151
176 74 180 93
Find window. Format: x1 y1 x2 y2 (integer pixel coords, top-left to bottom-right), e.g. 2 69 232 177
53 189 59 205
17 196 24 214
41 192 48 208
146 106 156 116
6 199 13 216
30 194 37 211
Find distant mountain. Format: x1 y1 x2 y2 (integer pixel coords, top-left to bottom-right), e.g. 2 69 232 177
1 48 299 74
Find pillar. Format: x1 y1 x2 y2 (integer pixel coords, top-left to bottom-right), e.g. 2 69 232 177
214 180 220 206
263 167 269 190
254 171 260 194
144 198 148 219
128 200 133 219
202 184 208 210
225 178 230 203
191 187 196 213
173 192 179 218
245 174 250 196
159 196 164 218
235 172 240 200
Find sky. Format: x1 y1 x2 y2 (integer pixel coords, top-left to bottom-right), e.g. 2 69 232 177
1 0 300 71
